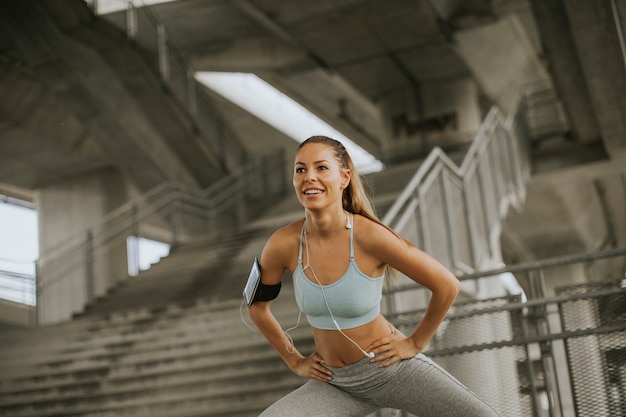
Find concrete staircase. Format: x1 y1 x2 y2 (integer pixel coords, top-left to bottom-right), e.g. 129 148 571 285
0 158 435 416
0 295 312 417
0 220 315 415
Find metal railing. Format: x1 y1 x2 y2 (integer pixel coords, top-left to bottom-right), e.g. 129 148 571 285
384 247 626 417
382 93 532 313
36 148 287 324
380 79 572 303
0 266 36 306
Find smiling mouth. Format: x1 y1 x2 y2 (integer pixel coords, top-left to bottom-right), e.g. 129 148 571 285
304 189 323 195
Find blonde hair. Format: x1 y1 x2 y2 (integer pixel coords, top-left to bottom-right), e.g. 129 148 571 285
298 136 406 276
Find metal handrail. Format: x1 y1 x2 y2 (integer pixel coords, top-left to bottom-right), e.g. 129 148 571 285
35 148 287 322
458 246 626 281
40 181 176 261
386 246 626 296
38 148 284 277
0 269 36 306
381 93 532 310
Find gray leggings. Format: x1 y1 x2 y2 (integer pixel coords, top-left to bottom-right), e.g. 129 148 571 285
260 353 500 417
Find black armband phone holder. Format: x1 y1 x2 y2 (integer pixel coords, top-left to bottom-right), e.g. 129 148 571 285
243 257 281 307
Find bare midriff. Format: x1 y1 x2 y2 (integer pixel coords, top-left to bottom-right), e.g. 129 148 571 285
311 314 400 367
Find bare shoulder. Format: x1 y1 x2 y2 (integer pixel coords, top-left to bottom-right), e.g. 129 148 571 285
353 214 407 250
260 219 304 278
264 219 303 253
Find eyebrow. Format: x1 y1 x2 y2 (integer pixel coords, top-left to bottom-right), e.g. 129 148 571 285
295 159 330 165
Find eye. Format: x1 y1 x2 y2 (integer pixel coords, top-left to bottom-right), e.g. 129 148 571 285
317 165 328 171
295 167 305 174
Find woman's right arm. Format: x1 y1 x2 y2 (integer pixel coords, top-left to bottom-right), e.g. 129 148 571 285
248 227 332 382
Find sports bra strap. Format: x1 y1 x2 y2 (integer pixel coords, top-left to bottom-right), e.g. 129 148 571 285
349 213 354 260
298 221 306 264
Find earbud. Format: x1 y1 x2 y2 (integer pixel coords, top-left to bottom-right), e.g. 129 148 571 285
346 221 352 229
366 351 375 358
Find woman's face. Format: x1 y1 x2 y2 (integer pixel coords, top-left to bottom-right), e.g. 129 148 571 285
293 143 350 211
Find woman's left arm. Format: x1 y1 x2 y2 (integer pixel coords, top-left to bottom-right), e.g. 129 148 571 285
363 221 461 365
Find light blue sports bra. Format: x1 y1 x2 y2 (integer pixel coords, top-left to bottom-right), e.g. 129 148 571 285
292 216 384 330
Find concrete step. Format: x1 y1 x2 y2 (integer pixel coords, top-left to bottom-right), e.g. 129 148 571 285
79 228 275 317
0 373 301 417
0 319 307 384
0 339 314 405
0 293 311 417
0 331 315 395
0 295 302 371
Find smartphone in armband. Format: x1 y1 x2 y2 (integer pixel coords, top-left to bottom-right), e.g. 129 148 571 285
243 257 262 307
242 257 281 307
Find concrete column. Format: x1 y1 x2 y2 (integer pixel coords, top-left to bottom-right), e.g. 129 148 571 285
36 169 130 324
562 0 626 159
529 0 601 142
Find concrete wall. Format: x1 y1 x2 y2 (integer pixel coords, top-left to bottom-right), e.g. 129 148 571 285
562 0 626 159
36 169 131 324
0 298 36 327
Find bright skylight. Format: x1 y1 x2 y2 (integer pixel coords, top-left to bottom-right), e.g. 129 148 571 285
195 72 383 174
94 0 178 15
0 201 37 305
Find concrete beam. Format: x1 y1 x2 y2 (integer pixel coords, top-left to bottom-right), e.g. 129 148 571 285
502 156 626 261
0 0 205 192
190 36 310 73
529 0 602 142
562 0 626 159
454 14 551 115
261 69 385 156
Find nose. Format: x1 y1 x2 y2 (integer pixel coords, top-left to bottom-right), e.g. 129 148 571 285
304 170 315 183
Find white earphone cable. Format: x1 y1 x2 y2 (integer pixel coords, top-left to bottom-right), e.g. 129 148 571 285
240 216 373 358
303 229 373 358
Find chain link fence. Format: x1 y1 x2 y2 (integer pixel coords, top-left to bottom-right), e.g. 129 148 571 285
376 248 626 417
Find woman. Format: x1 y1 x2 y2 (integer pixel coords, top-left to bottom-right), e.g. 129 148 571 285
248 136 500 416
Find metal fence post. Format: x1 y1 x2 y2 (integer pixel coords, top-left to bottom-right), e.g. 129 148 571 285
85 230 94 304
126 0 137 39
208 198 216 236
157 23 170 85
34 260 40 327
128 204 140 277
236 175 247 229
262 154 271 209
171 193 181 246
187 69 197 121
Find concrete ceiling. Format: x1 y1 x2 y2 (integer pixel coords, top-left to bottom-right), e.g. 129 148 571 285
99 0 541 158
96 0 626 265
0 58 110 189
0 0 624 269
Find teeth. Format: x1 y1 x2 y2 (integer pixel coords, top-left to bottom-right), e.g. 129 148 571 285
305 190 321 195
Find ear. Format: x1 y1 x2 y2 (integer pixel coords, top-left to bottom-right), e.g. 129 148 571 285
340 169 351 190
